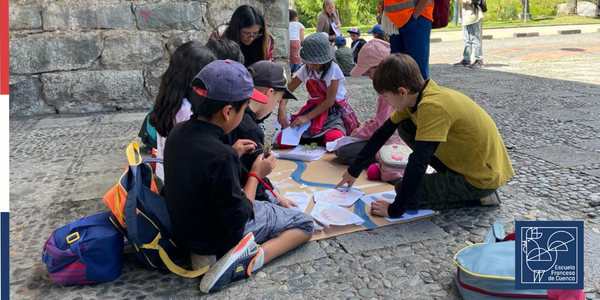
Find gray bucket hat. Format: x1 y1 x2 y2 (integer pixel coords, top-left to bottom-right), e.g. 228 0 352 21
299 33 335 64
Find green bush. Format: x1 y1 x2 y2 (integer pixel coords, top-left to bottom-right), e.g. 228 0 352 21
483 0 563 20
293 0 379 28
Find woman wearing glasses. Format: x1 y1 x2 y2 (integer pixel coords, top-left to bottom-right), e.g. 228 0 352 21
209 5 274 67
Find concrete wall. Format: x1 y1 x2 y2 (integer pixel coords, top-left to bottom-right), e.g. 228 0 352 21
9 0 290 116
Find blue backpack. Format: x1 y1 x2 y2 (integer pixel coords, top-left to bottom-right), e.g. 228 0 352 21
42 211 124 284
454 222 584 300
106 141 209 278
138 108 158 149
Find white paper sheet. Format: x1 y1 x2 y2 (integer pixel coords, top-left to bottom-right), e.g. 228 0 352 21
313 188 364 207
325 136 363 152
361 191 435 222
331 22 342 36
274 145 327 161
310 202 364 228
281 121 311 146
283 191 312 213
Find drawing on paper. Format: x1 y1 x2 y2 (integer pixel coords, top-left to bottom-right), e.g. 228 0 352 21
310 202 364 227
314 188 364 207
283 191 312 213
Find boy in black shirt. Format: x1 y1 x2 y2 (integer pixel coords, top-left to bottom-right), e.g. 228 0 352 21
347 26 367 63
164 60 313 294
222 60 299 208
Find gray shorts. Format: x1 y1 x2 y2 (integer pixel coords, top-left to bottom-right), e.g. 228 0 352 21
244 201 314 244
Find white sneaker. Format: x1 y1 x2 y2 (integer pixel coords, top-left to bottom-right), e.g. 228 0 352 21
480 190 501 206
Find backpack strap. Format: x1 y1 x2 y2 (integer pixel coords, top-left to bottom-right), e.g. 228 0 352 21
124 142 207 278
141 232 210 278
483 221 505 244
311 71 329 93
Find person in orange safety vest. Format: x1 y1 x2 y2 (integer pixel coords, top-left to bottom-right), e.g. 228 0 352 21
379 0 434 79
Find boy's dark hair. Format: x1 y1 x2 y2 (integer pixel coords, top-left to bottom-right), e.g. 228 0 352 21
188 79 248 119
150 42 217 137
206 39 245 64
224 5 269 65
373 53 425 95
304 60 333 80
289 9 298 21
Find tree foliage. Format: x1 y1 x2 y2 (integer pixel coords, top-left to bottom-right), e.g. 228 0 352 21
293 0 381 28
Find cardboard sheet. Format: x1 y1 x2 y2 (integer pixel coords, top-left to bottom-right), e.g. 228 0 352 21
268 152 437 241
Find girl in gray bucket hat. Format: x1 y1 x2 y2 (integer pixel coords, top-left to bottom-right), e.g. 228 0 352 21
276 33 360 148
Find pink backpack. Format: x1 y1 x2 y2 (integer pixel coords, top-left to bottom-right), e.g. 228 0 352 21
375 136 408 182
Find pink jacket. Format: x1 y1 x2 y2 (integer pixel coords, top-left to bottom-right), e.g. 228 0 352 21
355 96 396 140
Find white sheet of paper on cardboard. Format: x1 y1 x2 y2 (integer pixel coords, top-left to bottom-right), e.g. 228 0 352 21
325 136 363 152
313 188 364 207
361 191 435 222
283 191 312 213
274 145 327 161
310 202 364 228
281 121 311 146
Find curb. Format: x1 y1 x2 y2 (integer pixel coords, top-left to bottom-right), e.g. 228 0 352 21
514 32 540 37
558 29 582 35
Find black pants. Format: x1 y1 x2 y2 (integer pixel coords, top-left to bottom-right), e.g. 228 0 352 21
335 141 376 167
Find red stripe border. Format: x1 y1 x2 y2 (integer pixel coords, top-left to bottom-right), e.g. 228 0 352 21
457 270 548 299
1 0 8 95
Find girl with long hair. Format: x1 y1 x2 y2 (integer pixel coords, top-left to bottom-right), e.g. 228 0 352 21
209 5 274 67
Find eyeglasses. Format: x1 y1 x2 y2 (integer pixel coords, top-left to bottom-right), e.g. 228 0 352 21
240 32 263 39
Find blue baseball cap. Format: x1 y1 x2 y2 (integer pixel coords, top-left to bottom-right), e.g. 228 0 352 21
193 60 268 104
347 26 360 34
334 35 347 46
367 24 386 34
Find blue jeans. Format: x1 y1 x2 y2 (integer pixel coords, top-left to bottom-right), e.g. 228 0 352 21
463 19 483 61
390 15 432 80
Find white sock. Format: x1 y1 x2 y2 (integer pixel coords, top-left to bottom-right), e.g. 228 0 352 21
250 248 264 273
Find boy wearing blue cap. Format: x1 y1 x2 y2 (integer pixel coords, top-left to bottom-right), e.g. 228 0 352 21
347 26 366 63
334 36 355 76
164 60 313 294
368 24 389 42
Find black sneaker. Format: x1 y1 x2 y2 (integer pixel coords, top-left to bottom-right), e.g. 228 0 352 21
470 60 484 69
453 60 471 67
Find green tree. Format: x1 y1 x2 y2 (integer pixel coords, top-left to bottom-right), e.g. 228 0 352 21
294 0 323 27
294 0 380 28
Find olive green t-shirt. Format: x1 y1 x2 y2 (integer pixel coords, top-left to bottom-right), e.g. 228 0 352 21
390 80 514 189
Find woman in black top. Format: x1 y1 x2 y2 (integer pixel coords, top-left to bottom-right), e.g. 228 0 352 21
209 5 274 67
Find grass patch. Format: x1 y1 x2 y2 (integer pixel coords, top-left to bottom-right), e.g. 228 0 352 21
435 15 600 31
305 25 375 35
305 15 600 34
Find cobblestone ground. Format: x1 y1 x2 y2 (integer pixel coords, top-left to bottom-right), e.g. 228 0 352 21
9 33 600 299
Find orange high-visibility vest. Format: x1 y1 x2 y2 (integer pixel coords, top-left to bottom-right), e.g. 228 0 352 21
381 0 434 28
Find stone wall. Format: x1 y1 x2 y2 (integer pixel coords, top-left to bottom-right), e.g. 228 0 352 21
9 0 290 116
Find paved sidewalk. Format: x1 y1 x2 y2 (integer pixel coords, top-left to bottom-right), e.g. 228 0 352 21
9 34 600 299
432 23 600 42
353 23 600 43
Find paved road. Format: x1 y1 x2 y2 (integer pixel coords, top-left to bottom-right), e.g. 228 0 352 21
9 32 600 299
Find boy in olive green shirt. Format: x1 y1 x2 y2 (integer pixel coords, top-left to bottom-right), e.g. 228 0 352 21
336 53 514 218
